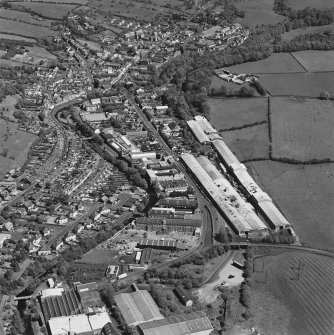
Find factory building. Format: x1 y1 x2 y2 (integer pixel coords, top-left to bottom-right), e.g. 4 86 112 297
138 311 213 335
181 153 267 236
187 120 210 144
114 289 164 326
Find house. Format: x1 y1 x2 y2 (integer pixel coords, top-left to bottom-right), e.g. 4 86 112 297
41 227 51 237
174 286 193 306
3 221 14 232
70 210 79 219
100 207 110 216
29 243 40 254
0 233 11 248
38 247 51 256
57 215 68 225
74 224 84 234
33 234 43 246
64 232 77 243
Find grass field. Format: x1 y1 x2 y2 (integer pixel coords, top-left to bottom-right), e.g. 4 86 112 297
12 46 57 66
289 0 334 10
14 2 77 20
210 75 252 92
0 19 55 37
291 50 334 72
0 95 20 121
0 33 37 43
222 123 270 162
251 251 334 335
0 8 54 27
208 97 268 130
247 161 334 250
282 23 334 41
271 97 334 161
77 38 102 51
259 72 334 96
235 0 285 28
80 249 119 264
225 53 306 74
0 120 37 179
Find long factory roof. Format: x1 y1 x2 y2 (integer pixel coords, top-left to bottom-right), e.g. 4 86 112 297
187 120 210 143
212 139 240 166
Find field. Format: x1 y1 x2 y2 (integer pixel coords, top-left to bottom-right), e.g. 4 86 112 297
291 50 334 72
235 0 285 28
0 120 37 179
0 8 54 27
77 38 102 51
12 46 57 66
0 95 20 121
222 123 270 162
0 33 37 43
225 53 306 74
80 249 119 264
208 97 268 130
259 72 334 96
289 0 334 10
13 2 78 20
0 19 55 38
282 23 334 41
250 251 334 335
247 161 334 250
210 75 251 92
271 97 334 161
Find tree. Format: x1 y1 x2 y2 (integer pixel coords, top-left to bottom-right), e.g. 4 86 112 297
319 90 330 100
13 262 20 273
216 228 227 243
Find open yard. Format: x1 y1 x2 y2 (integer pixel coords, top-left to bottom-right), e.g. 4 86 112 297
246 161 334 250
208 97 268 130
13 2 78 20
0 19 55 38
250 251 334 335
221 123 270 162
225 53 306 74
270 97 334 161
80 249 119 264
291 50 334 72
235 0 285 28
0 120 37 178
259 72 334 96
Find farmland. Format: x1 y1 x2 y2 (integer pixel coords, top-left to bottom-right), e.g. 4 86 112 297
208 97 268 130
251 251 334 335
0 8 54 27
12 46 57 66
0 19 55 38
247 161 334 250
0 120 37 179
259 72 334 96
235 0 285 28
0 33 37 43
13 2 78 20
291 50 334 72
222 123 270 162
282 23 334 41
225 53 306 74
0 95 20 122
289 0 334 10
270 97 334 161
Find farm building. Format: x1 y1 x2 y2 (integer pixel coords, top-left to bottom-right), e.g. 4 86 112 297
174 286 193 306
138 311 213 335
114 289 164 326
136 217 202 234
181 153 267 236
137 239 188 251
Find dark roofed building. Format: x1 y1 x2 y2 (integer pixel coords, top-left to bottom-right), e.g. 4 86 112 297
138 239 188 251
174 286 193 307
157 198 198 211
138 311 213 335
101 322 118 335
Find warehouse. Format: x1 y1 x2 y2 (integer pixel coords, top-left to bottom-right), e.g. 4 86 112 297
114 290 164 326
48 314 91 335
181 153 267 235
138 311 213 335
157 198 198 211
136 217 202 234
174 286 193 306
187 120 210 143
194 115 217 135
212 139 240 168
138 239 188 251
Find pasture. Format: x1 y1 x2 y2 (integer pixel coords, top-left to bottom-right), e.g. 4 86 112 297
0 120 37 179
222 123 270 162
247 161 334 250
0 19 55 38
0 8 53 27
289 0 334 10
282 23 334 41
12 46 57 66
0 33 37 43
80 249 119 264
210 75 250 92
251 251 334 335
259 72 334 96
225 53 306 74
291 50 334 72
270 97 334 161
235 0 285 28
0 95 20 121
208 97 268 130
13 2 77 20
